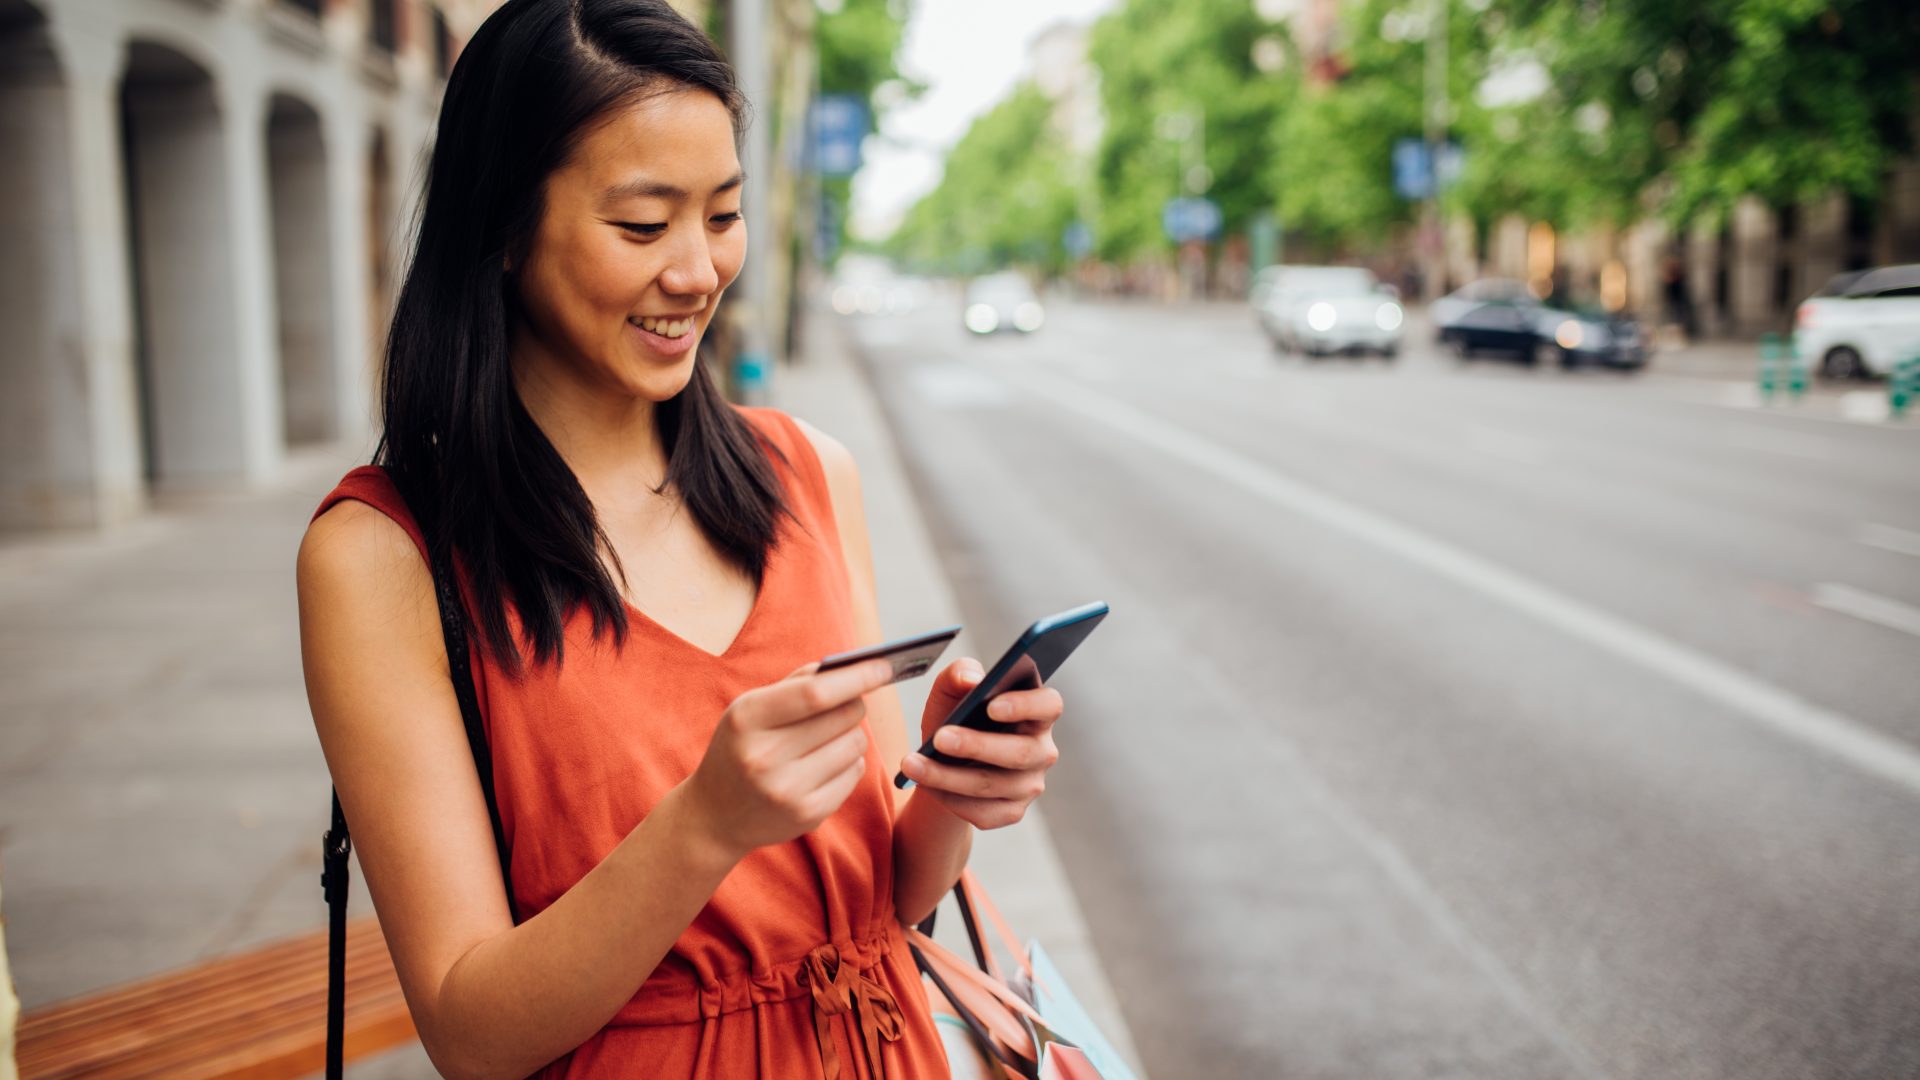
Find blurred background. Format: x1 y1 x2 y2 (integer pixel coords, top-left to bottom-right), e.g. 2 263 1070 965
3 0 1920 1077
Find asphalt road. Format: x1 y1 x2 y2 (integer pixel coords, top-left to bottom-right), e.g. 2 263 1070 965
846 295 1920 1080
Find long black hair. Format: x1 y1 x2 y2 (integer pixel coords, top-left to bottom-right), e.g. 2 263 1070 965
376 0 786 678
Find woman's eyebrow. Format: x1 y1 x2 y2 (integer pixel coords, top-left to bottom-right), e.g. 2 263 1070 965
599 171 746 204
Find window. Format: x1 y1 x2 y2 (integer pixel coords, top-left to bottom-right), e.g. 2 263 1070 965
369 0 397 54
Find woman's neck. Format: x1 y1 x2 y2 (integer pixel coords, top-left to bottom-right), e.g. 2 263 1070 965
511 343 669 495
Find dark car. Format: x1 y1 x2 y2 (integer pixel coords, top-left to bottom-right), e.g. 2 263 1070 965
1436 286 1648 370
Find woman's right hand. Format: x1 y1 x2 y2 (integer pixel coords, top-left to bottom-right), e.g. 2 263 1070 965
681 659 896 860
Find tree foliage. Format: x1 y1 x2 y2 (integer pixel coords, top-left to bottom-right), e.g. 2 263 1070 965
1497 0 1920 225
885 84 1079 274
1086 0 1285 261
814 0 915 261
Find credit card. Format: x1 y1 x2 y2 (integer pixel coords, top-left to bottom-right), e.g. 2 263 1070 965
817 624 962 686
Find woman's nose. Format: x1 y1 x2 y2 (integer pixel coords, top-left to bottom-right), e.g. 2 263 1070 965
659 229 721 298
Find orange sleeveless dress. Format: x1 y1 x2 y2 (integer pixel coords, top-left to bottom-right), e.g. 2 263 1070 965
312 407 950 1079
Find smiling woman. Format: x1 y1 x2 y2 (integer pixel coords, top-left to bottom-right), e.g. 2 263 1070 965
295 1 1069 1079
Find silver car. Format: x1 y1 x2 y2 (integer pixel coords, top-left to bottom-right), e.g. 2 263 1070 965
1258 266 1404 358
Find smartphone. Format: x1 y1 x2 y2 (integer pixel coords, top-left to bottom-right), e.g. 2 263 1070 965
894 601 1109 789
817 624 963 686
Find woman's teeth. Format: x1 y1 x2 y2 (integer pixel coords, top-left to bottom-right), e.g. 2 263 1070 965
632 316 694 339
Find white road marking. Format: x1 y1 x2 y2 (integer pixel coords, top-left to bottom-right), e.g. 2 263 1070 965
1856 522 1920 559
1010 367 1920 798
1813 584 1920 639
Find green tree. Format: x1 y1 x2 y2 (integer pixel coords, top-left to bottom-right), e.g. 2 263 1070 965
1498 0 1920 224
886 84 1080 275
1086 0 1286 261
814 0 917 261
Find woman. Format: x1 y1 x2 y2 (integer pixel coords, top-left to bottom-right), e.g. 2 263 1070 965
296 2 1063 1076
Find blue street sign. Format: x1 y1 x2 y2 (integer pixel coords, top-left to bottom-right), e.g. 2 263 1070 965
809 94 869 178
1394 138 1465 200
1063 220 1094 259
1161 197 1221 242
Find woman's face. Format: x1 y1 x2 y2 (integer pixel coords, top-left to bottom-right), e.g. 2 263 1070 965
509 89 745 404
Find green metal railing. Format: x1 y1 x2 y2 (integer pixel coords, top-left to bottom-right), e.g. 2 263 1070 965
1892 354 1919 420
1758 333 1808 403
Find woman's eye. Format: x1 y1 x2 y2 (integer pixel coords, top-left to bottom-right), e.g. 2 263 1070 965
618 221 667 237
710 212 743 227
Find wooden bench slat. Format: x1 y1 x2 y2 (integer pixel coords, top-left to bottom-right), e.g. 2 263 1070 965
16 928 393 1059
19 966 408 1078
17 917 417 1080
20 921 388 1036
33 982 414 1080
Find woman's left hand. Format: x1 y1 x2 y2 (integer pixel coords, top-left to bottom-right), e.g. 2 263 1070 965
897 659 1063 830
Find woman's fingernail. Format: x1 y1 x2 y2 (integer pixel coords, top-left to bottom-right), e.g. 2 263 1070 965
989 700 1011 721
902 754 923 776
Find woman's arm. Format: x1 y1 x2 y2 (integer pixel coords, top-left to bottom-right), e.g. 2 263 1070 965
795 420 973 924
299 501 887 1080
797 418 1067 926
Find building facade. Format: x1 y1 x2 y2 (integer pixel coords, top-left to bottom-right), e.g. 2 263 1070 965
0 0 813 538
0 0 497 534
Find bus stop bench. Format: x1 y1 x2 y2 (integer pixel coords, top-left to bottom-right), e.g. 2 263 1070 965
16 916 415 1079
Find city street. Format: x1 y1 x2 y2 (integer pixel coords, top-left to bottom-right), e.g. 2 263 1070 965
848 296 1920 1080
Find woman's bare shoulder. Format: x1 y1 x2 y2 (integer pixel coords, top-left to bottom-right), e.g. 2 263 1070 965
298 497 444 679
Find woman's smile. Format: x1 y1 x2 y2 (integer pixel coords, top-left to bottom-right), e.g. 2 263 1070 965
627 314 701 356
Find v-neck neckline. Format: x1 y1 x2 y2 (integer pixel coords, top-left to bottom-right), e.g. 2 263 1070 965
619 574 767 662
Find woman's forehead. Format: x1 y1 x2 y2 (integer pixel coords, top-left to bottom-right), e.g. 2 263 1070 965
568 90 740 195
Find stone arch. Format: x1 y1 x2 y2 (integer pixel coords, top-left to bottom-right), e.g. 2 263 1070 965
0 0 91 531
266 90 336 444
118 37 240 490
366 122 397 378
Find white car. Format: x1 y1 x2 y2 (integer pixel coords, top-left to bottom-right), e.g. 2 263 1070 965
1258 266 1404 357
963 272 1045 335
1793 263 1920 379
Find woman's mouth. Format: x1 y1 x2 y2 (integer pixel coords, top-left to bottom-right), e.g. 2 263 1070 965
628 315 699 356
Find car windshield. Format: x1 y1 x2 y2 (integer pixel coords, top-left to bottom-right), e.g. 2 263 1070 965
967 273 1033 303
1287 268 1377 298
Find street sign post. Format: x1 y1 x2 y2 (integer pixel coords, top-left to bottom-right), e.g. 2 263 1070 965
1162 197 1221 243
808 94 868 178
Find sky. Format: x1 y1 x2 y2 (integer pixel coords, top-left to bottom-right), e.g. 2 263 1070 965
847 0 1118 241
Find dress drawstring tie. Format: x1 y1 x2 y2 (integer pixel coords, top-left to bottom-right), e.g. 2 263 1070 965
802 943 904 1080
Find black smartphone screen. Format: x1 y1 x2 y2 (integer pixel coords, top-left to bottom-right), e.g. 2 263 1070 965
894 602 1108 788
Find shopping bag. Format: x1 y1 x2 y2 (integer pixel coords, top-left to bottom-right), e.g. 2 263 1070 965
910 870 1135 1080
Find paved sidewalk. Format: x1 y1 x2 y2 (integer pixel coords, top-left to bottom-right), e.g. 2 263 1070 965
776 303 1145 1076
0 312 1140 1076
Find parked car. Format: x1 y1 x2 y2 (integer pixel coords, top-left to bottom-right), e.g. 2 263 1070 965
1428 277 1532 337
1793 263 1920 380
1435 282 1648 370
963 272 1045 335
1257 266 1404 357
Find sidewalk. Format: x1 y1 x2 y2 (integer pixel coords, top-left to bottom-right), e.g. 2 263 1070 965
776 304 1145 1075
0 316 1141 1077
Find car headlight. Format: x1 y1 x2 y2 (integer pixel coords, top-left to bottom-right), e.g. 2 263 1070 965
1013 302 1045 332
1554 320 1583 350
965 304 1000 334
1375 303 1404 332
1306 302 1338 332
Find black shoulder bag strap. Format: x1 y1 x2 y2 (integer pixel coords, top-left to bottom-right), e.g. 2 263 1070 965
322 541 515 1079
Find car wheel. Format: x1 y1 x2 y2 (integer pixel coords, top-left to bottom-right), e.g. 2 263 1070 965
1821 346 1865 381
1520 340 1542 367
1558 347 1580 370
1381 346 1400 360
